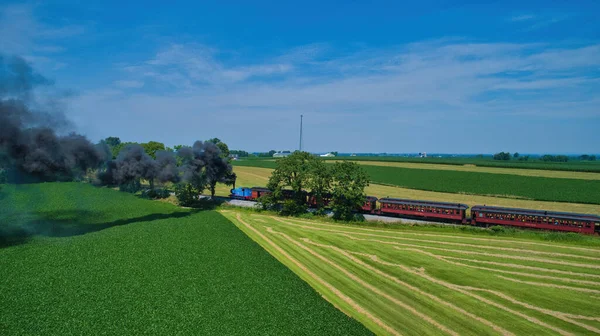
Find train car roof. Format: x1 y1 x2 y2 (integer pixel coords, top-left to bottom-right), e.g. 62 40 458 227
378 197 468 210
471 205 600 221
251 187 271 191
365 196 378 201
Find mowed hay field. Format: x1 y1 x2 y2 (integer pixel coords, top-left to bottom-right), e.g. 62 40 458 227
222 210 600 336
224 166 600 215
0 183 370 335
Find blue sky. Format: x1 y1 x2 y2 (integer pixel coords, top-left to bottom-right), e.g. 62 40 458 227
1 1 599 154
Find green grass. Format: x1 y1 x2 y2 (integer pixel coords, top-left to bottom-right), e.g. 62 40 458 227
223 210 600 335
0 183 371 335
233 160 600 205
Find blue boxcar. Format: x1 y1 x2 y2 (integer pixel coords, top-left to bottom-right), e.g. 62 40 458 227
230 187 252 200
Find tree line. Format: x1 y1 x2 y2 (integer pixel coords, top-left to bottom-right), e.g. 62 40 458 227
98 137 235 204
493 152 597 162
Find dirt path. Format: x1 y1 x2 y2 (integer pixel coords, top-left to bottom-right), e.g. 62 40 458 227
264 226 459 336
279 216 600 254
232 213 401 336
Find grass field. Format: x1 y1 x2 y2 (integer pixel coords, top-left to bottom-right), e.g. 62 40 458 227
0 183 370 335
223 166 600 215
232 161 600 205
222 210 600 335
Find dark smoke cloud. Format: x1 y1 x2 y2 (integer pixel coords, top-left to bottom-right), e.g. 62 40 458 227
155 150 180 184
177 141 233 195
0 54 106 183
112 144 157 191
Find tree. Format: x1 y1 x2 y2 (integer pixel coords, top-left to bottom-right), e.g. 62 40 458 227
103 136 121 148
305 159 332 213
513 152 519 158
230 150 249 157
330 162 369 221
177 141 233 200
141 141 166 159
541 155 569 162
203 142 234 197
493 152 511 161
266 151 315 215
207 138 230 158
331 151 339 157
112 144 157 192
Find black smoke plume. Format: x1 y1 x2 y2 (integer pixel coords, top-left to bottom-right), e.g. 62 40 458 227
0 54 106 183
178 141 233 197
155 150 180 184
111 144 157 192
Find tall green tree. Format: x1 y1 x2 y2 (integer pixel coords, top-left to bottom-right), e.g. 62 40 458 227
306 159 332 212
266 151 315 215
141 141 166 159
103 137 121 148
330 162 369 221
207 138 230 158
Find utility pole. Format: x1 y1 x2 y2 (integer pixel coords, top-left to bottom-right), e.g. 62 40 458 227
299 114 303 152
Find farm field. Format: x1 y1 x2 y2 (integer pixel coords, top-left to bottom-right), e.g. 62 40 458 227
232 161 600 205
322 156 600 173
222 210 600 336
336 160 600 180
221 166 600 215
0 183 370 335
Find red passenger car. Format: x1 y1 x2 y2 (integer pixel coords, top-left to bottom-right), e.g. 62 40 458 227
378 198 468 223
251 187 272 200
307 193 332 208
361 196 378 212
471 206 600 234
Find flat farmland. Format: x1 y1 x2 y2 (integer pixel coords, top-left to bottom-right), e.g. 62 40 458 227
338 160 600 180
222 210 600 336
231 161 600 205
224 166 600 215
0 183 370 335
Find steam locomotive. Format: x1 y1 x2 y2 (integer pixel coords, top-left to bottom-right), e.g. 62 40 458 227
230 186 600 235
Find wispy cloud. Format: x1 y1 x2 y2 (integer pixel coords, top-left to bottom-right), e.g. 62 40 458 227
70 39 600 152
114 80 145 89
508 12 572 31
123 43 293 87
0 4 84 69
510 14 536 22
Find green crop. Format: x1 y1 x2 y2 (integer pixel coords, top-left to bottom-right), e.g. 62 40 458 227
0 183 370 335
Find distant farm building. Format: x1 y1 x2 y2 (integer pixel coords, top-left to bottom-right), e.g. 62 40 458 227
273 151 291 158
320 153 335 157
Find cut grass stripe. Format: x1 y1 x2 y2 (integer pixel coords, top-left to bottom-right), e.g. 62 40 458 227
233 214 399 336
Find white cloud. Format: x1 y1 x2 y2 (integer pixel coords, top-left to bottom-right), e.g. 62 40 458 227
510 14 535 22
114 80 145 89
71 40 600 152
0 4 84 69
123 43 293 85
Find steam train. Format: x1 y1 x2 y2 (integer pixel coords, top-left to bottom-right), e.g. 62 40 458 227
230 187 600 235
